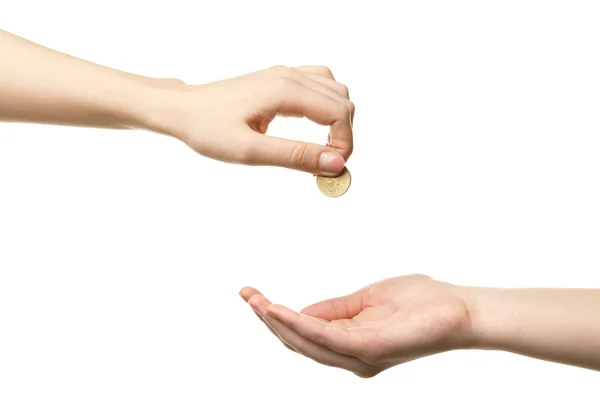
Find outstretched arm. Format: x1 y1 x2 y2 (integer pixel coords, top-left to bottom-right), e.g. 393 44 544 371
0 29 353 175
470 286 600 371
241 275 600 377
0 29 165 129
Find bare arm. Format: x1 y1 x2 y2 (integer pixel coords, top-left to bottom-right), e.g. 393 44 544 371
0 29 353 175
0 29 159 129
470 287 600 371
241 275 600 377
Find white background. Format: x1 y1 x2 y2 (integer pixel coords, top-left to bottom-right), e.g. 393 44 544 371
1 1 599 398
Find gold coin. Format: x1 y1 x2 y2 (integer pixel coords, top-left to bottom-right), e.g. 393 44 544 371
316 167 351 197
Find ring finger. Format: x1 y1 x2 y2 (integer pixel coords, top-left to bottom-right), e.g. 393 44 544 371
248 294 374 376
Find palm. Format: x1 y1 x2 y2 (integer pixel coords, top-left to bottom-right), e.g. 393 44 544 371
321 275 471 362
240 274 473 377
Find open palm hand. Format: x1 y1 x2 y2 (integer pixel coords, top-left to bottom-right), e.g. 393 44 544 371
240 274 474 378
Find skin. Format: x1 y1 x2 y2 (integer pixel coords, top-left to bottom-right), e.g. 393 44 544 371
5 29 598 377
240 274 600 377
0 29 353 176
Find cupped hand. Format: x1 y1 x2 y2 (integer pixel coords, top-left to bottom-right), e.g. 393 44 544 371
148 65 354 176
240 275 475 378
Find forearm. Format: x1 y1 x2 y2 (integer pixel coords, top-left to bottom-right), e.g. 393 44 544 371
0 32 352 173
468 286 600 371
0 29 166 130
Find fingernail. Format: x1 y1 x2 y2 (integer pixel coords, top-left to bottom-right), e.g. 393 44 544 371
319 152 344 173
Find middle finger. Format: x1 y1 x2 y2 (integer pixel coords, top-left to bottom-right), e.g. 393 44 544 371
248 294 373 376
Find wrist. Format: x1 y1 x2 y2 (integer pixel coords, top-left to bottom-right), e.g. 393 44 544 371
453 285 502 351
460 286 515 351
127 78 191 141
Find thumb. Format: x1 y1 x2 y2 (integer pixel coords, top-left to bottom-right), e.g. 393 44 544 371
245 132 346 176
300 286 371 321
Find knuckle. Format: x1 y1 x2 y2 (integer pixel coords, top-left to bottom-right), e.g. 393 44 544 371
270 76 295 96
157 78 185 87
314 324 330 347
347 100 356 115
339 83 350 98
270 65 293 78
336 102 351 119
333 297 345 314
354 332 383 364
408 273 432 281
289 142 310 169
318 66 334 78
355 366 381 379
268 64 285 73
361 354 380 365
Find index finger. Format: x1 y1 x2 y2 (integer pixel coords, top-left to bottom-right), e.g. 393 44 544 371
265 303 378 362
267 77 354 161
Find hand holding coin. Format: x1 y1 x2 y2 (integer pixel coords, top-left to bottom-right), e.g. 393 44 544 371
151 65 354 177
0 31 354 178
